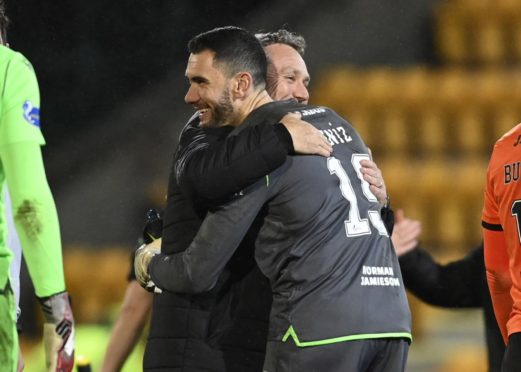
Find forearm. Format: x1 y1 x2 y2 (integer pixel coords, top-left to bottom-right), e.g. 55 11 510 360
15 194 64 297
177 120 290 201
150 213 247 293
151 180 269 293
400 247 481 307
1 142 65 297
101 281 152 372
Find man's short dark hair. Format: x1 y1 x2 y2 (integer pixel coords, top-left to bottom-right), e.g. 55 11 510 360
188 26 267 89
0 0 9 45
255 29 306 57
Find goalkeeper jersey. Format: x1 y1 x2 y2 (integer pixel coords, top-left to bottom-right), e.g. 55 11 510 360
482 123 521 342
0 45 64 296
151 100 412 345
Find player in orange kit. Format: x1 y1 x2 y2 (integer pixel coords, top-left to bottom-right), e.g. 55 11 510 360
482 123 521 371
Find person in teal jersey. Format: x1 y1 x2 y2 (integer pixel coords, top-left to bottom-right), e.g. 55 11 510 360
0 2 75 371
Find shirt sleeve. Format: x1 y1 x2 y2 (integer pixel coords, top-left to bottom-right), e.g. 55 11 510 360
0 52 45 147
160 160 206 258
482 179 501 228
175 117 291 202
149 177 271 293
0 142 65 297
399 244 483 308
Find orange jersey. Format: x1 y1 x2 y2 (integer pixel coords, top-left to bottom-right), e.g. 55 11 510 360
482 123 521 344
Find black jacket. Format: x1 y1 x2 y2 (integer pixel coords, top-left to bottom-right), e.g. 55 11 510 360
398 243 504 372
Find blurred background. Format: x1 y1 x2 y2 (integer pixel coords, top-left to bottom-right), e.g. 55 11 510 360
6 0 518 370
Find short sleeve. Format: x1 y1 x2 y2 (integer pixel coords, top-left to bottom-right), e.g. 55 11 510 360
482 161 501 227
483 186 500 227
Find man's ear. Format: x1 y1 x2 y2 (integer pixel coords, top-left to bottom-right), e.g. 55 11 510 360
232 72 253 98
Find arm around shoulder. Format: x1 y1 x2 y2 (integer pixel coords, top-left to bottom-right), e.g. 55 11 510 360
176 119 289 201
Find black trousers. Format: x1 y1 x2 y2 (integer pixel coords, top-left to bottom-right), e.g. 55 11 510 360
263 338 409 372
502 332 521 372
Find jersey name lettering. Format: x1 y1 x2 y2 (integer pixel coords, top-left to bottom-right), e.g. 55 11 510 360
360 266 400 287
360 276 400 287
300 107 326 117
362 265 394 276
320 125 352 146
504 162 520 184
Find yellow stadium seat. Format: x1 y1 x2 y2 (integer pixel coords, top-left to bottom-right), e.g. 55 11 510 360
416 108 447 157
473 18 505 66
363 68 397 108
313 67 363 111
493 106 521 145
345 106 373 148
437 69 472 109
64 247 130 323
453 107 488 156
435 6 469 64
400 67 433 110
373 108 409 157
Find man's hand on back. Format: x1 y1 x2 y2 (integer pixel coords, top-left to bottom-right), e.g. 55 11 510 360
359 157 388 206
280 112 332 157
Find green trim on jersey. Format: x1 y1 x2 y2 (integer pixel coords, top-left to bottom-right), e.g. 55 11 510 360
282 325 412 347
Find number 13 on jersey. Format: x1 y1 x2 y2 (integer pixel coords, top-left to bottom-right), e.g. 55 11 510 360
327 155 388 238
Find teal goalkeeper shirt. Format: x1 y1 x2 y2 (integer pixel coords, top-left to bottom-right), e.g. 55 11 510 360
0 45 65 296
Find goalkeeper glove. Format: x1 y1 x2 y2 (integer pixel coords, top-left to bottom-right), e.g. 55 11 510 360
134 240 162 293
38 292 74 372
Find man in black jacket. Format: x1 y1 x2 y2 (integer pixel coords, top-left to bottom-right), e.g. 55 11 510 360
391 209 504 372
137 26 409 372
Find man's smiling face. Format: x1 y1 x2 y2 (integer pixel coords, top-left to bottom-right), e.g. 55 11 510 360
264 43 310 104
184 49 234 127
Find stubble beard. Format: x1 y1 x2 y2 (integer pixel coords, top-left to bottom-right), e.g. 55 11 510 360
212 87 234 126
